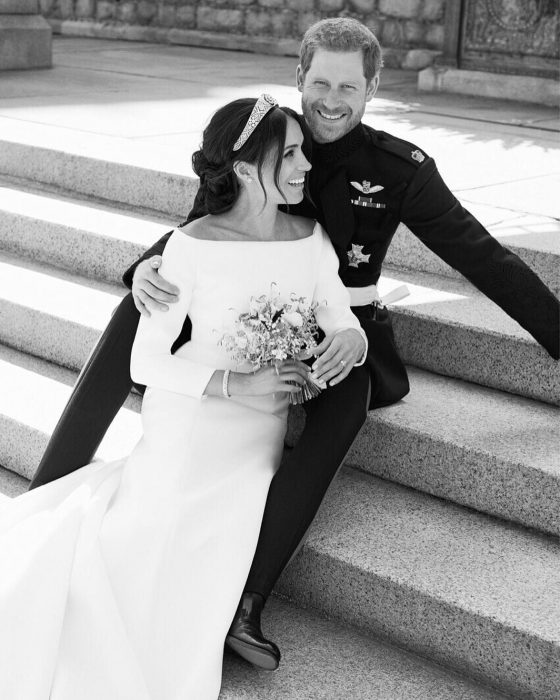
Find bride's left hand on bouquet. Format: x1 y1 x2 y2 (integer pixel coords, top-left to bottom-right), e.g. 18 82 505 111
310 330 366 387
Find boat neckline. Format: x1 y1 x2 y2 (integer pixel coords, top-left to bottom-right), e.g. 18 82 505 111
177 221 319 244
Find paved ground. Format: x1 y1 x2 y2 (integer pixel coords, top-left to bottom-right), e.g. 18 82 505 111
0 36 559 228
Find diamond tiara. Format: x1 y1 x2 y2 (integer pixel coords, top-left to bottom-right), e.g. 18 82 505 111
232 94 279 152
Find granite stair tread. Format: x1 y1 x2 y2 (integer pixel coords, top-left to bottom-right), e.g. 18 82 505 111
0 117 193 178
0 249 125 369
1 245 557 406
388 204 560 295
0 123 196 217
0 457 512 700
1 334 556 536
379 265 559 404
300 469 560 643
346 366 560 536
2 172 558 300
380 264 552 345
278 469 560 697
223 595 510 699
1 398 555 695
0 175 175 282
0 343 141 479
1 120 559 292
8 414 552 672
0 249 123 327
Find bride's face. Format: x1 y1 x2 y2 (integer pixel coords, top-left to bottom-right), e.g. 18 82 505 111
259 116 312 206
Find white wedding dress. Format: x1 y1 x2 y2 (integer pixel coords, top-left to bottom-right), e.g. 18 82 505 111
0 222 364 700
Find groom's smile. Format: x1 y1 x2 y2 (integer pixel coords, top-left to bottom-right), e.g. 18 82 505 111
297 49 378 144
317 110 345 120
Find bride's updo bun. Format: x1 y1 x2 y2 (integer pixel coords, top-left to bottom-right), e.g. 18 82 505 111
191 150 238 215
191 98 300 215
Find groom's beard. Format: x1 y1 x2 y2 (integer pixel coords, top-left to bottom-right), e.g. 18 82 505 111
301 96 365 144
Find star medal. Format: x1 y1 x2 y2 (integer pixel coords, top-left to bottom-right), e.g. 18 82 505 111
347 243 371 268
411 149 425 163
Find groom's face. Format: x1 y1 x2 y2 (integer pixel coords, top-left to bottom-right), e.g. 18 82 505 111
297 49 378 144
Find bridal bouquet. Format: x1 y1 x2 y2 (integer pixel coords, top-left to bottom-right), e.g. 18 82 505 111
220 284 323 404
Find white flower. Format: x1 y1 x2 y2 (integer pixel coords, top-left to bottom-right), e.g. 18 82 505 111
249 298 264 315
283 311 303 328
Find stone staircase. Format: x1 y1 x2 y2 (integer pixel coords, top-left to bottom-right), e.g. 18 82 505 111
0 127 559 700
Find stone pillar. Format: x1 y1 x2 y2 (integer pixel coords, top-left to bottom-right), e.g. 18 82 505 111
0 0 52 70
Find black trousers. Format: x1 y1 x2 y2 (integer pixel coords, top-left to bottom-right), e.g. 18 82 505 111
245 363 370 598
29 294 139 489
29 293 370 601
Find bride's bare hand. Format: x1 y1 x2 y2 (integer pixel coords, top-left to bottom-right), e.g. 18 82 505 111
230 360 310 397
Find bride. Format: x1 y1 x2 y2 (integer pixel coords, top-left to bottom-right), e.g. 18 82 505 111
0 95 366 700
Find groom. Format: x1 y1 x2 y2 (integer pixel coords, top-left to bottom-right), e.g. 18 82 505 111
31 18 559 670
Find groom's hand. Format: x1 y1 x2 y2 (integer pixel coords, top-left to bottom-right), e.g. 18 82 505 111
132 256 180 317
311 330 366 387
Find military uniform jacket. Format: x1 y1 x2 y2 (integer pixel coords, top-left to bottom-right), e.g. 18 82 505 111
124 121 559 406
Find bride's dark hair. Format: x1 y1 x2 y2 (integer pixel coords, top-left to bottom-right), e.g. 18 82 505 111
192 98 301 215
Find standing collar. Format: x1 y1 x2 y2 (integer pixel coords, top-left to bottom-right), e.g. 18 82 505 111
311 123 367 165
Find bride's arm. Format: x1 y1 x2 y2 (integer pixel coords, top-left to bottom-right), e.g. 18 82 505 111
313 228 368 366
130 231 311 399
130 231 218 398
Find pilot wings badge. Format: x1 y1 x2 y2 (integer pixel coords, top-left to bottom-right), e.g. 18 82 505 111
347 243 371 268
350 181 386 208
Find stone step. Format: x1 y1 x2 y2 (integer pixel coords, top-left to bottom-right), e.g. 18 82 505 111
2 339 557 538
0 175 174 284
0 352 554 696
0 122 197 218
0 466 508 700
2 174 559 304
378 267 559 405
3 174 558 313
348 366 560 537
1 123 559 307
0 244 556 401
0 344 141 480
0 212 560 403
0 250 125 372
1 175 557 403
277 469 560 700
0 9 52 72
387 204 560 297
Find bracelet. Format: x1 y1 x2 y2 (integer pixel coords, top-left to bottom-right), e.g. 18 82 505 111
222 369 231 398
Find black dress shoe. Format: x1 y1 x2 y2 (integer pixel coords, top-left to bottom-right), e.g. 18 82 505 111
225 592 281 671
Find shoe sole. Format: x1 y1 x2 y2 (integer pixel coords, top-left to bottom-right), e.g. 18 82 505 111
225 635 280 671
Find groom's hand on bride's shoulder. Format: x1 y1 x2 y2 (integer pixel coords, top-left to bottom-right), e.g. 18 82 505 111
132 256 180 317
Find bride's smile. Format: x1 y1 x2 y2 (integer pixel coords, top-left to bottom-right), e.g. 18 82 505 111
239 115 312 208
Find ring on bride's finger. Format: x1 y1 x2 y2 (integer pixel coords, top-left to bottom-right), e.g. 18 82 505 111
340 359 346 368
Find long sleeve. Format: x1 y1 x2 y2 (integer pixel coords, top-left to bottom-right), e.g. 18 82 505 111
314 227 368 365
400 159 559 359
130 231 215 398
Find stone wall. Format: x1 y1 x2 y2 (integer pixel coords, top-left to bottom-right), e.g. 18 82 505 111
40 0 446 69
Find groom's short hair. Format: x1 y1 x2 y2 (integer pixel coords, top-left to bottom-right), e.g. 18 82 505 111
299 18 383 84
